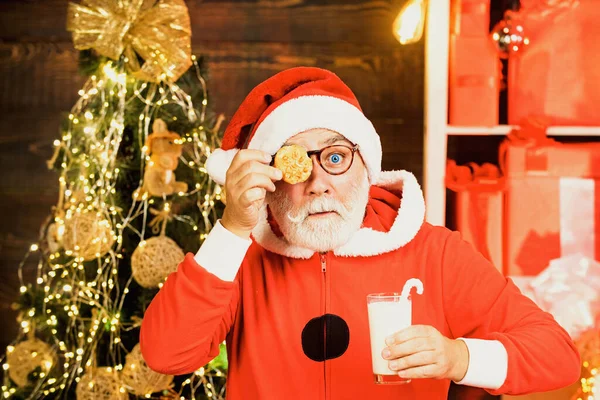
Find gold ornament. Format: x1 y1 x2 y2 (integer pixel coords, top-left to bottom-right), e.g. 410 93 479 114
132 202 184 288
76 367 126 400
66 0 192 83
6 338 56 387
62 211 115 260
131 235 184 288
121 344 173 396
133 119 188 200
274 144 313 184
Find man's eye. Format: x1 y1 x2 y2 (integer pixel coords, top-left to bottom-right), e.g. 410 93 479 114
328 153 344 164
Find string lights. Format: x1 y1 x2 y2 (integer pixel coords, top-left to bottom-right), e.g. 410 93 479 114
1 55 226 399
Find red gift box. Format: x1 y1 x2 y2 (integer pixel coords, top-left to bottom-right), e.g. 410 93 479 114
446 160 504 273
500 123 600 276
508 0 600 125
450 0 490 36
449 35 500 126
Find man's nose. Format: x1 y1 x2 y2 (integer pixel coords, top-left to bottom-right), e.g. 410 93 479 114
305 156 331 196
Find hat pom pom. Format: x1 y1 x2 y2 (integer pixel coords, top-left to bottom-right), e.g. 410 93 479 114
205 148 240 186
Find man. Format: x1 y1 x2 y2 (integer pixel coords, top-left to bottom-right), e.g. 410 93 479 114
140 67 580 399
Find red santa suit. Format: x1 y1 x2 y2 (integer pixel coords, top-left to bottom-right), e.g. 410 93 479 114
139 67 580 399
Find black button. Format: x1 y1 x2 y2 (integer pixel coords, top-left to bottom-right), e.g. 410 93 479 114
301 314 350 362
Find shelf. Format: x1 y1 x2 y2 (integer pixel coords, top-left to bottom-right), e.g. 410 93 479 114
423 1 600 226
447 125 600 136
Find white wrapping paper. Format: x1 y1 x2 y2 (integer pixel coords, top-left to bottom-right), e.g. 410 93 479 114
511 254 600 340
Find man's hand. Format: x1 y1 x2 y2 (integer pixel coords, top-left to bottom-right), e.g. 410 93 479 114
221 149 283 239
381 325 469 382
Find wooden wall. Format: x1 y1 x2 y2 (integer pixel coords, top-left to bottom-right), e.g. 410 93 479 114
0 0 424 350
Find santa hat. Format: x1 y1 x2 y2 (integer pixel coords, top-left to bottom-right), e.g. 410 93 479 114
205 67 382 185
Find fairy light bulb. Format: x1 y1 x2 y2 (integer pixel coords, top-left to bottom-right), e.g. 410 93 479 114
103 62 118 81
393 0 426 45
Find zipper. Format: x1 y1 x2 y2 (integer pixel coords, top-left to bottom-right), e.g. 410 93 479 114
320 252 328 400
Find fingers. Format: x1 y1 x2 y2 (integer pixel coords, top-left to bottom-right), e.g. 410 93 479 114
219 149 280 234
381 326 457 380
229 149 272 172
236 171 278 195
225 149 283 210
232 174 273 210
227 156 282 190
387 350 435 372
239 187 267 209
232 161 282 187
397 364 438 380
385 325 434 346
383 337 433 360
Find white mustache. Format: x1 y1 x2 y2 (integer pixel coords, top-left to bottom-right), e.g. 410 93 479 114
286 197 349 224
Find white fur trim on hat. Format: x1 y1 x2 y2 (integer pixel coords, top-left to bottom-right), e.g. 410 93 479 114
249 95 382 181
205 148 239 186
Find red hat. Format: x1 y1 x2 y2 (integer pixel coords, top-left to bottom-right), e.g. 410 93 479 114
205 66 382 185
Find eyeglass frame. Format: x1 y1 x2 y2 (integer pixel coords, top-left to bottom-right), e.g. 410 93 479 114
271 144 360 176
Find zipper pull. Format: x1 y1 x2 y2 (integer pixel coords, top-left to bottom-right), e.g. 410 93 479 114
320 253 327 273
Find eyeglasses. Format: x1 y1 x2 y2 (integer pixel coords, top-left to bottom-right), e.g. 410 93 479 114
306 144 359 175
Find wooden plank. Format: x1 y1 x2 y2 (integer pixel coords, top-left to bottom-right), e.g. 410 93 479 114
0 40 423 118
0 194 57 247
0 221 39 349
0 107 66 352
0 110 63 196
0 246 37 310
198 41 423 119
0 0 400 46
0 195 56 311
0 259 37 349
0 42 86 112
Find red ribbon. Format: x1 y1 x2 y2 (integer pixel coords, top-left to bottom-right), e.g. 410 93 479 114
446 160 504 192
446 160 504 266
499 116 557 174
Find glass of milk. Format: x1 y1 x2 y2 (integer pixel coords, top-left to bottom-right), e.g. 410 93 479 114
367 292 412 384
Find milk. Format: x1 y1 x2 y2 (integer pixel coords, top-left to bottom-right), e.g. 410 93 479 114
367 299 412 375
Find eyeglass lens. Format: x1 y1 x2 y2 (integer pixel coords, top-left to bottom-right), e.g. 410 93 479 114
320 145 354 174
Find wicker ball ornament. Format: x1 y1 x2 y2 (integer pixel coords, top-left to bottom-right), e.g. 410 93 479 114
121 344 173 396
131 236 184 288
62 212 115 260
76 367 126 400
6 339 56 387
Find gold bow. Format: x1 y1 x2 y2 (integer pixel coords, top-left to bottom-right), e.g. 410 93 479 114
67 0 192 82
149 205 173 235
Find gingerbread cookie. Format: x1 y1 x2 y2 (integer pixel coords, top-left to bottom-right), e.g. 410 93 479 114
274 144 313 184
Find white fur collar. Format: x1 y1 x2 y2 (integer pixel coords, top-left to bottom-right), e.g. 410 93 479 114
251 170 425 259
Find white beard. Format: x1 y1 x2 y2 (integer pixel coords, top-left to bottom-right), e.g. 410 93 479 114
266 171 371 252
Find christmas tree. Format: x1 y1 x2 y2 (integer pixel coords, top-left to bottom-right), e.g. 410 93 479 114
1 0 228 398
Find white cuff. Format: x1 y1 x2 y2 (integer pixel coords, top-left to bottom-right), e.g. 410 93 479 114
455 338 508 390
194 220 251 282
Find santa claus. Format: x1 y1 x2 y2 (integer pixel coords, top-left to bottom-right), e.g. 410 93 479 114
140 67 580 399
